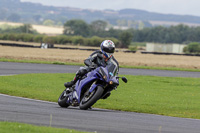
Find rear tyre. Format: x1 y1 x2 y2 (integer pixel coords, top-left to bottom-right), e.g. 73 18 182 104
79 86 104 110
58 89 70 108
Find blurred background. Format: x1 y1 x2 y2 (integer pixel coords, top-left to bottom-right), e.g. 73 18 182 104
1 0 200 54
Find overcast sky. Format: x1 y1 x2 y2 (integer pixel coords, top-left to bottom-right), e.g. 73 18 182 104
21 0 200 17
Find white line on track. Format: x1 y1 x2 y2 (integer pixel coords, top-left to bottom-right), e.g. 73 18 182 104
0 93 111 112
0 93 57 104
0 75 16 76
1 94 200 121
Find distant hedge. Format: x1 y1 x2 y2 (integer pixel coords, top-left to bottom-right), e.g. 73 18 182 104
0 33 120 47
183 42 200 54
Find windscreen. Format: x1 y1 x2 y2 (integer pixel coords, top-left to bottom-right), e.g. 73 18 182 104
107 63 117 77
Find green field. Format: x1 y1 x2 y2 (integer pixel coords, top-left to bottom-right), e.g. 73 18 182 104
0 122 90 133
0 73 200 119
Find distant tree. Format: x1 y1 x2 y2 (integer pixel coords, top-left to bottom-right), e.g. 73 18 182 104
106 28 121 38
63 19 90 37
119 30 133 47
90 20 107 32
89 20 108 37
183 42 200 54
56 21 63 26
18 24 37 34
0 24 37 34
43 19 55 26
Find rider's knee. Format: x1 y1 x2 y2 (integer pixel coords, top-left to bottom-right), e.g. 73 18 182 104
77 68 87 76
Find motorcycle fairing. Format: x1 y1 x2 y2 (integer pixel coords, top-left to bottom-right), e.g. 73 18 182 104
74 68 103 103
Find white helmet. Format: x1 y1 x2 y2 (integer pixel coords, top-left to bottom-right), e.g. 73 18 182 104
100 40 115 58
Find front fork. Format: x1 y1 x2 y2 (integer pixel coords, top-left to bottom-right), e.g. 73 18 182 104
89 80 105 93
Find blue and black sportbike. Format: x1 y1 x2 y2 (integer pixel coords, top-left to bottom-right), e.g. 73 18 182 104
58 60 127 110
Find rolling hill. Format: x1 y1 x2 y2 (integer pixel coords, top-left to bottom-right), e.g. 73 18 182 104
1 0 200 28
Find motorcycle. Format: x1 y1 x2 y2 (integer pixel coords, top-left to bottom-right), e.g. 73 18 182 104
58 61 128 110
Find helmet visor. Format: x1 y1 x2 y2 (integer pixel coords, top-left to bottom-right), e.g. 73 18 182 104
102 46 115 53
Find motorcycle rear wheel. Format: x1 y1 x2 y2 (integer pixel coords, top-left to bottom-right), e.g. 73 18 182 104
58 89 70 108
79 86 104 110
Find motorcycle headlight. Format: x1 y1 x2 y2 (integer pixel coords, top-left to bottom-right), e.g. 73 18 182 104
110 77 119 86
99 68 107 81
109 81 113 85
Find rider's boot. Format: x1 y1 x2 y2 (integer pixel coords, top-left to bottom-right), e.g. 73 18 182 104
64 68 89 89
64 75 79 88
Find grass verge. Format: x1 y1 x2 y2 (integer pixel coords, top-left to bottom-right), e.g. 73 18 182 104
0 122 90 133
0 58 83 66
0 73 200 119
1 57 200 72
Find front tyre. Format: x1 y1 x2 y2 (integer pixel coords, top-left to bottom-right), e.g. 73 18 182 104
58 89 70 108
79 86 104 110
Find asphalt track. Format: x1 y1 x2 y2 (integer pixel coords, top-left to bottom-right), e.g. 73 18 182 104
1 62 200 133
1 62 200 77
1 94 200 133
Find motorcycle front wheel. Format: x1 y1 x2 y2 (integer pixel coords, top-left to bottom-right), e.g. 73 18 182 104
58 89 70 108
79 86 104 110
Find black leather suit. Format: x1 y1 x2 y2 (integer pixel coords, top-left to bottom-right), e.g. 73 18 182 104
78 50 119 77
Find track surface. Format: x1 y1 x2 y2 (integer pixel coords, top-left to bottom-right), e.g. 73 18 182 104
1 62 200 133
1 62 200 77
1 94 200 133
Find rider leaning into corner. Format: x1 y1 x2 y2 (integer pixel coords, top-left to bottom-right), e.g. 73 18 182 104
64 40 119 99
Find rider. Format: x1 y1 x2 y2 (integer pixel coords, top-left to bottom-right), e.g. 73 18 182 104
64 40 119 89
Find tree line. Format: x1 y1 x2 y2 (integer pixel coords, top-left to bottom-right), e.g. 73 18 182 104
1 20 200 51
0 24 37 34
63 19 200 45
0 33 119 47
